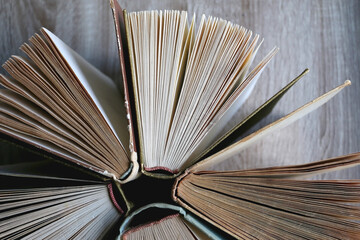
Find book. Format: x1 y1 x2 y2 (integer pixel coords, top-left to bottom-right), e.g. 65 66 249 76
173 152 360 239
0 154 130 239
118 203 226 240
0 0 359 239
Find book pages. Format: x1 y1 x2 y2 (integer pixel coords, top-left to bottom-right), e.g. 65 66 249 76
192 80 351 171
42 28 130 156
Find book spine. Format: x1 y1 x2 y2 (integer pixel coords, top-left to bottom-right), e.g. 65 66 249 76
172 169 190 201
113 178 134 215
109 0 137 154
107 183 124 214
172 172 235 239
141 164 182 179
110 0 140 183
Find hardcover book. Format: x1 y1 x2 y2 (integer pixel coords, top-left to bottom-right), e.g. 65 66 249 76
0 0 359 239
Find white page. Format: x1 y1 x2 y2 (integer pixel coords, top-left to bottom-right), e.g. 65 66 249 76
188 73 259 161
188 48 277 162
42 28 129 155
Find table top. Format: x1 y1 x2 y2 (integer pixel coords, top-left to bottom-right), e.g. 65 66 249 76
0 0 359 179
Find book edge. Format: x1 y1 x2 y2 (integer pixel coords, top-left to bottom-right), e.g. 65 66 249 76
191 80 351 171
193 68 309 163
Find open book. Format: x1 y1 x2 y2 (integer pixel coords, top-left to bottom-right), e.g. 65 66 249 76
173 152 360 239
0 0 359 239
0 153 129 239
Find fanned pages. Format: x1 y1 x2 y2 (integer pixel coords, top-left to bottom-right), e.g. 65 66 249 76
217 152 360 178
0 1 358 240
0 28 133 180
0 163 127 240
119 203 224 240
194 69 309 160
122 214 197 240
186 47 279 162
42 29 129 152
173 152 360 239
192 80 351 171
0 160 104 183
125 10 278 175
0 184 121 239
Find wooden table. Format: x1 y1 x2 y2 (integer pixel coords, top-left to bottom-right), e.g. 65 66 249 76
0 0 359 179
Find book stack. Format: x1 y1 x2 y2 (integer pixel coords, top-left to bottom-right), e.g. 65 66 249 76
0 0 359 239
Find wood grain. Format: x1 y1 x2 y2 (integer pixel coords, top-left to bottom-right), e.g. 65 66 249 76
0 0 359 179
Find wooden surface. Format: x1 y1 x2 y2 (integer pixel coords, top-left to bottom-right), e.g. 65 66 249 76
0 0 359 179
